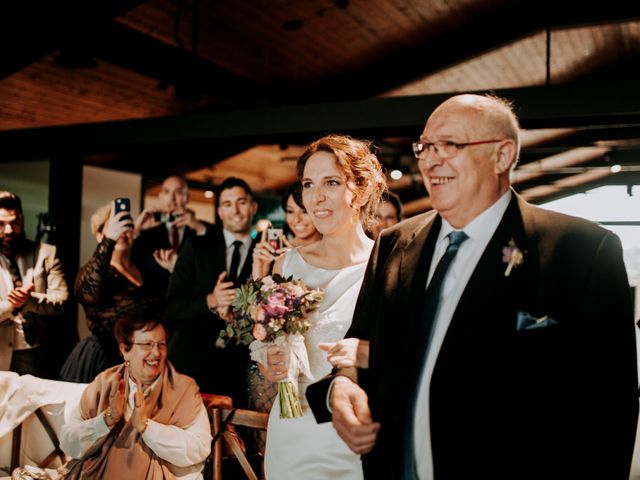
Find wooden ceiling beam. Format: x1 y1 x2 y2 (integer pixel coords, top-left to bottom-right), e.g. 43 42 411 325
1 80 640 160
92 21 267 105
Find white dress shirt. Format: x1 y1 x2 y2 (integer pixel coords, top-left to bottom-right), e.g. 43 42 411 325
222 229 252 278
414 190 511 479
60 377 212 480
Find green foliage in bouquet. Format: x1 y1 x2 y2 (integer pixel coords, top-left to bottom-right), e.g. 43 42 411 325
218 274 324 348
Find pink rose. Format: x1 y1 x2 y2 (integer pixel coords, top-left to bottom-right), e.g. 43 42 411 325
268 291 287 306
265 292 289 316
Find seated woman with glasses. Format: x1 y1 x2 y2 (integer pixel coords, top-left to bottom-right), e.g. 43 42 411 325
59 310 212 480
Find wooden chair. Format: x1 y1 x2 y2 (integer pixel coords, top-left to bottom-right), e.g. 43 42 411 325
8 407 67 473
201 393 269 480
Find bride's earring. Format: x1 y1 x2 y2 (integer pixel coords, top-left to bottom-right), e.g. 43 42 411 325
125 360 131 367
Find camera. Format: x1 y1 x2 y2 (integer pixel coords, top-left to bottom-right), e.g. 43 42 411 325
153 211 176 223
114 198 132 221
267 227 284 250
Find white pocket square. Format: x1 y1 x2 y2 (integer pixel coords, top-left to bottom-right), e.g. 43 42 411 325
516 311 559 331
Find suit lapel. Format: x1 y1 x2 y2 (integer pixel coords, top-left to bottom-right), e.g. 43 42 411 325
397 214 440 309
444 194 541 345
16 242 37 286
397 214 442 387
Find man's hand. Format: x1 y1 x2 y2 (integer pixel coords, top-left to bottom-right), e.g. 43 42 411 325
8 284 34 309
206 271 237 314
153 248 178 273
133 209 160 238
172 208 206 235
331 378 381 455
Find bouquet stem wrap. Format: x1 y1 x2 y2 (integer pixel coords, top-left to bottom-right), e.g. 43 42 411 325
250 334 312 419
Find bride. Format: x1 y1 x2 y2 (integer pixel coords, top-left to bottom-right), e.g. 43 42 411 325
253 134 386 479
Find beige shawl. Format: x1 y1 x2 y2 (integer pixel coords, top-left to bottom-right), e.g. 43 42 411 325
64 362 202 479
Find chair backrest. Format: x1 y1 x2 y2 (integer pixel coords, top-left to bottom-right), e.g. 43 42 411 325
200 393 269 480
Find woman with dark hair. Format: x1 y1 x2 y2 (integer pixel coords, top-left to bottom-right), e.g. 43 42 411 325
252 183 321 283
60 202 161 383
253 134 387 479
281 183 322 247
60 311 211 479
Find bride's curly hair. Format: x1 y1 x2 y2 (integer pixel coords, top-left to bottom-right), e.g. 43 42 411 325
296 134 387 232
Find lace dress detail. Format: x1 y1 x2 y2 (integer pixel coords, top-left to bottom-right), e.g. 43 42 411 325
264 247 369 479
60 238 160 383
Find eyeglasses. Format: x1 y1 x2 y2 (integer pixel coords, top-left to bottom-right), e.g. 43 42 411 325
412 139 504 159
133 341 167 351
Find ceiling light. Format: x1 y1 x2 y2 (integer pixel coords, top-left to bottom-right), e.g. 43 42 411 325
204 190 214 199
610 164 622 173
390 169 403 180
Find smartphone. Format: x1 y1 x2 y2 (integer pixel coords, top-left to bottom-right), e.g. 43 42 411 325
153 211 175 223
114 197 132 221
267 227 284 250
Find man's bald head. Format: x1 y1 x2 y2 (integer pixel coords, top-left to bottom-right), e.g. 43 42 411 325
432 94 521 166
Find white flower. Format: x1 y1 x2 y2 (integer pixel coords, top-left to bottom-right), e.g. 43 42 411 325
502 238 524 277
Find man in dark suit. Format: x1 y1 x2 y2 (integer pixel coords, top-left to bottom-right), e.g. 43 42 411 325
308 94 638 479
132 175 210 298
166 177 258 402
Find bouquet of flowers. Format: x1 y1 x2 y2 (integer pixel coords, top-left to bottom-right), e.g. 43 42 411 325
218 274 324 418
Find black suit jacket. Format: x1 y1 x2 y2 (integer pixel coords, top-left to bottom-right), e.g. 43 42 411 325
308 194 638 479
132 222 211 298
165 227 256 402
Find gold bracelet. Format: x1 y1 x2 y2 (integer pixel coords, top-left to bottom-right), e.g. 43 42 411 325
104 407 115 427
140 419 149 435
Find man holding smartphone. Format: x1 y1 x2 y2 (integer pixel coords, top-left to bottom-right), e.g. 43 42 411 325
132 176 210 298
166 176 258 401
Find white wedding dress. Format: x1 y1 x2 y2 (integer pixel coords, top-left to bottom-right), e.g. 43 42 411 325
264 248 368 480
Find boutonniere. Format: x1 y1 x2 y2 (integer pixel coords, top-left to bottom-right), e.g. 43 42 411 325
502 238 524 277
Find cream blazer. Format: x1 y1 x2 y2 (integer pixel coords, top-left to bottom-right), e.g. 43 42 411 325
0 240 68 370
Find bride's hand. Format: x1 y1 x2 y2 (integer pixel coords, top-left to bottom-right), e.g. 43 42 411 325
320 338 370 369
258 344 290 382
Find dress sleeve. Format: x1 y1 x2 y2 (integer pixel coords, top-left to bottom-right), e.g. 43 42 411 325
59 407 111 459
141 403 212 467
74 237 116 306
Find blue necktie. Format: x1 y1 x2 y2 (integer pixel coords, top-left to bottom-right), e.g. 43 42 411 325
403 230 468 479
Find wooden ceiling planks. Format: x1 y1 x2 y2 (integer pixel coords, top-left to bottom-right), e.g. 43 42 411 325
0 54 182 130
384 20 640 96
185 144 304 193
117 0 507 87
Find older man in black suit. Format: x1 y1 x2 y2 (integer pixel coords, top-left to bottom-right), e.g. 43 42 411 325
132 175 210 298
308 94 638 479
166 177 258 401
